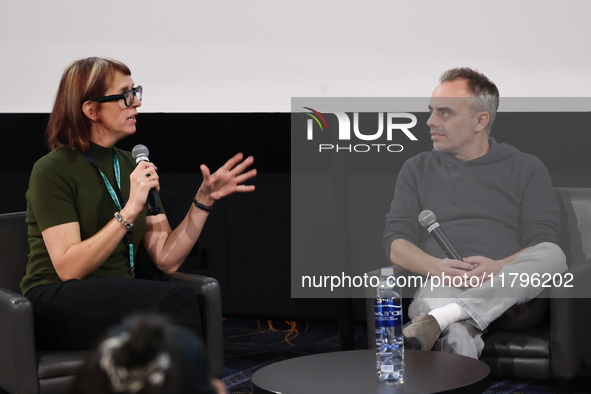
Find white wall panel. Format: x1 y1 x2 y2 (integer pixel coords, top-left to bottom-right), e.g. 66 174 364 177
1 0 589 112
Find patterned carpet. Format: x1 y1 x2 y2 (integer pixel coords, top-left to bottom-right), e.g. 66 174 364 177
221 317 591 394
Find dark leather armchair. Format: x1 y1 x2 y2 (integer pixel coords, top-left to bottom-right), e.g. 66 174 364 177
0 212 224 394
480 188 591 382
366 187 591 385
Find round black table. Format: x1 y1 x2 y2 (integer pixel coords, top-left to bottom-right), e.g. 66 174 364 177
251 349 490 394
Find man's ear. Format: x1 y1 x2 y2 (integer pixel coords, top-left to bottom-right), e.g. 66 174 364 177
82 101 100 122
475 111 490 133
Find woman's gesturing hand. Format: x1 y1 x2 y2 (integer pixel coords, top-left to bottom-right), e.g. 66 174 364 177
198 153 256 202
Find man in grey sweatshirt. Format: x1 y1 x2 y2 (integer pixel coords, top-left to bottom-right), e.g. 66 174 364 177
382 68 567 358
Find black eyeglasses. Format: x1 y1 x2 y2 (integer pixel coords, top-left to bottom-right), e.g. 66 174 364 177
94 86 143 107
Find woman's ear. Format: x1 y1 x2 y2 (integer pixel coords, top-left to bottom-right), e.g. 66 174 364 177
82 101 100 121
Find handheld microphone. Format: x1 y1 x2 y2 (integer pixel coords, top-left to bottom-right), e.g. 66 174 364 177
132 144 160 215
418 210 463 260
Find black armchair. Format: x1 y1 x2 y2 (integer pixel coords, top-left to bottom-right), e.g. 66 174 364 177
480 188 591 383
0 212 224 394
366 187 591 386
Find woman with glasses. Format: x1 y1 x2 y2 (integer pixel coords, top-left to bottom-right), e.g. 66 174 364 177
20 57 256 351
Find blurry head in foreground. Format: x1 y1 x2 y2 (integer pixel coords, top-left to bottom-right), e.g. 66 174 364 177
71 314 225 394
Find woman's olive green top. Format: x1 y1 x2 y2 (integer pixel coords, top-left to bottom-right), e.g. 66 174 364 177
20 142 163 295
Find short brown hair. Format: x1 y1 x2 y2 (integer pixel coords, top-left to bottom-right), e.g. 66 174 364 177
440 67 499 134
46 57 131 152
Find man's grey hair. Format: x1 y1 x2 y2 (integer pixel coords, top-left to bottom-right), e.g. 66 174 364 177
440 67 499 135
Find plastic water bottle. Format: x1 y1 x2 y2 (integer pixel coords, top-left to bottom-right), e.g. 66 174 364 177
375 267 404 381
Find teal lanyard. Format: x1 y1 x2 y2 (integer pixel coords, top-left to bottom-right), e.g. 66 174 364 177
82 151 135 278
100 154 123 210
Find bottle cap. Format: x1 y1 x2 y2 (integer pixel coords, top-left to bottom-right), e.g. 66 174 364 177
381 267 394 276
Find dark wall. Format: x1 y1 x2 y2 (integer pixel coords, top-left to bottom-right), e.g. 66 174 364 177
1 112 590 320
1 113 290 211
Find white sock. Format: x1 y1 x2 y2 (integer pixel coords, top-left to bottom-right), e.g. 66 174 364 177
428 303 470 331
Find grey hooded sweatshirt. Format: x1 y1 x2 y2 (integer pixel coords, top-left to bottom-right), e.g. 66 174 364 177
383 137 560 261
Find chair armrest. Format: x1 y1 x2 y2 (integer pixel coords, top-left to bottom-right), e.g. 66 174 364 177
0 286 39 394
163 272 224 378
550 258 591 299
549 261 591 379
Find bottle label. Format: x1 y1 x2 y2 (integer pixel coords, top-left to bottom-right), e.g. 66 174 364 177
375 298 402 328
380 364 394 373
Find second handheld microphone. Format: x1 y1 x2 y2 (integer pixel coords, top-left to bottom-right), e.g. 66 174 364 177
418 210 463 260
132 144 160 215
